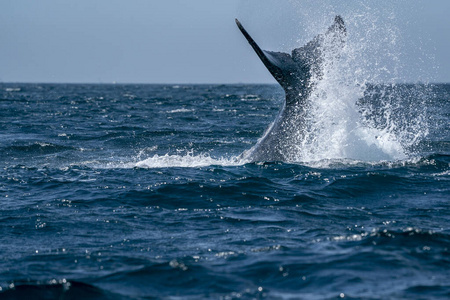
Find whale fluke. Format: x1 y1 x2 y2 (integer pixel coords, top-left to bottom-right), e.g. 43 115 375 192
236 16 346 162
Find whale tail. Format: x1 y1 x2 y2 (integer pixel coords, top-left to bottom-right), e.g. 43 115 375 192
235 16 346 93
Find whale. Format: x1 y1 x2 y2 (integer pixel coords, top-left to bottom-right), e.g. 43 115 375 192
236 16 346 162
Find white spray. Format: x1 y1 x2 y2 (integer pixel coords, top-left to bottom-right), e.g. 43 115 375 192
282 0 431 163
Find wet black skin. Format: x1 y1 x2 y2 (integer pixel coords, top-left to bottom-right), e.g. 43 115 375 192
235 16 346 162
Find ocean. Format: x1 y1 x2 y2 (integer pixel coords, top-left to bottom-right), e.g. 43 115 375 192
0 83 449 299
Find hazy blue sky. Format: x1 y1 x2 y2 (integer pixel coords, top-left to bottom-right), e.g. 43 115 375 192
1 0 449 83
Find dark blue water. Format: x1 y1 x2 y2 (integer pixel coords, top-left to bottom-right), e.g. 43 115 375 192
0 83 449 299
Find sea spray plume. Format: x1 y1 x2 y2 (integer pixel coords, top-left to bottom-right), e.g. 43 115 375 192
235 16 347 162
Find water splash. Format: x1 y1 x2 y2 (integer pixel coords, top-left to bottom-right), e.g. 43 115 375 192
134 152 243 169
110 2 433 168
279 1 432 163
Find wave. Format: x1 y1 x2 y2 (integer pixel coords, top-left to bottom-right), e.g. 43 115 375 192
134 153 244 169
129 152 449 170
166 108 195 114
0 280 122 300
38 151 445 172
1 142 77 155
2 227 447 299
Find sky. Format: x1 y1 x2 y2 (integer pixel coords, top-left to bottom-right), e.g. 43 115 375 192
1 0 449 84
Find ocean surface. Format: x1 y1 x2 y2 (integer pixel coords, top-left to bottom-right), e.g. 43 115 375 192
0 83 449 299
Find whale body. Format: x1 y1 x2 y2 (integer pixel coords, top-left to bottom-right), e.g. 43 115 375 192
236 16 346 162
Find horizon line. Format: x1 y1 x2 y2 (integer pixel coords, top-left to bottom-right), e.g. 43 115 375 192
1 81 448 85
